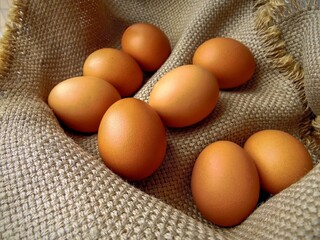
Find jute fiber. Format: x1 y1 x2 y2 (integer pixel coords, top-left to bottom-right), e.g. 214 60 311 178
0 0 319 239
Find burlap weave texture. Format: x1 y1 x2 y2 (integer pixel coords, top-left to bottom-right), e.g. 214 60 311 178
0 0 319 239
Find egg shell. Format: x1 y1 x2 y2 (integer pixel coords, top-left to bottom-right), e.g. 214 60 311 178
48 76 121 133
148 65 219 128
83 48 143 97
244 129 313 194
98 98 167 181
191 140 260 227
121 23 171 72
192 37 256 89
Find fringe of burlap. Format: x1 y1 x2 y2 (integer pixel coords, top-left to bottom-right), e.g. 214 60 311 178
0 0 26 79
255 0 320 162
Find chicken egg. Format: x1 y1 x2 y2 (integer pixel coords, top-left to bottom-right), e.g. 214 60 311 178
191 140 260 227
98 98 167 180
83 48 143 97
149 65 219 128
192 37 256 89
244 129 313 194
48 76 121 133
121 23 171 72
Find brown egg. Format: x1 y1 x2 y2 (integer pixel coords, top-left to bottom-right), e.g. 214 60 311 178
191 141 260 227
48 76 121 133
83 48 143 97
121 23 171 72
244 129 313 194
192 37 256 89
149 65 219 128
98 98 167 180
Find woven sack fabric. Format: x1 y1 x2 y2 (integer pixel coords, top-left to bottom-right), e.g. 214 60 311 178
0 0 319 239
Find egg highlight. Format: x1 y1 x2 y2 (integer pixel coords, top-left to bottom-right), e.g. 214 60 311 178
121 23 171 72
192 37 256 89
191 140 260 227
98 98 167 181
244 129 313 194
149 65 219 128
48 76 121 133
83 48 143 97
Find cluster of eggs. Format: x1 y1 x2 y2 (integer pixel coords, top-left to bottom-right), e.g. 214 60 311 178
191 130 313 227
47 23 313 227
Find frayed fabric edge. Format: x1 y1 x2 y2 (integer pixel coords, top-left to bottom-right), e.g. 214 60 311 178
254 0 320 162
0 0 28 82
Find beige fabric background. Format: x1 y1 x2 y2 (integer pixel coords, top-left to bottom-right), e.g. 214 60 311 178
0 0 319 239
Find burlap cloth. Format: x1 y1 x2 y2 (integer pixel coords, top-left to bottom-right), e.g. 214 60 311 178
0 0 319 239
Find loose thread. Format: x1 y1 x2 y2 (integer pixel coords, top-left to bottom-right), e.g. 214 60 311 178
254 0 320 160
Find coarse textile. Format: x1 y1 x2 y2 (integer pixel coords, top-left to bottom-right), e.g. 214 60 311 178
0 0 319 239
